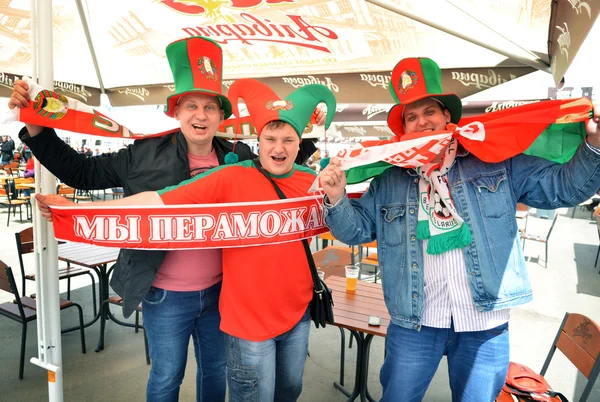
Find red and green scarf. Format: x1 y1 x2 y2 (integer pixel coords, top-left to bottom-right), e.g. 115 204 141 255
311 97 592 191
12 81 593 250
309 97 592 254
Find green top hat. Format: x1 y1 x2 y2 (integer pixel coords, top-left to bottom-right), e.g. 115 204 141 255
164 36 232 118
387 57 462 137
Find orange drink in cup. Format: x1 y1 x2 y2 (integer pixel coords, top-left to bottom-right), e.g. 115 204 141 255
345 265 360 292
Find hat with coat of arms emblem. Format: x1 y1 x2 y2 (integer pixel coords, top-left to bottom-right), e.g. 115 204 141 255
226 79 336 137
164 36 232 118
387 57 462 137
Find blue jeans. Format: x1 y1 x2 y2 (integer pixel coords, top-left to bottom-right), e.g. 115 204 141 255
225 308 311 402
142 281 226 402
380 321 510 402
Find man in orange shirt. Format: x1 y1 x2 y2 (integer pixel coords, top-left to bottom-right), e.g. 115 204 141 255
36 79 336 402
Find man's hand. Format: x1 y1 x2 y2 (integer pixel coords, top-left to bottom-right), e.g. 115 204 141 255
8 80 43 137
35 193 74 222
314 108 326 126
586 105 600 149
321 157 347 205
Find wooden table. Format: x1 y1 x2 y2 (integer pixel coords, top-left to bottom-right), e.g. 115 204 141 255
58 242 125 352
325 275 390 402
15 183 36 190
313 246 356 278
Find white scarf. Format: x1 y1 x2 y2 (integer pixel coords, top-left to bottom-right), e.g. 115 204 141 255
415 139 472 254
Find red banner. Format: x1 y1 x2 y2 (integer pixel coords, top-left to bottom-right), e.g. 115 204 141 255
18 89 175 139
51 196 327 249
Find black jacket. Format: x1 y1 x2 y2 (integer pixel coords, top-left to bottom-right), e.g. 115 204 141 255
20 127 317 317
1 139 14 161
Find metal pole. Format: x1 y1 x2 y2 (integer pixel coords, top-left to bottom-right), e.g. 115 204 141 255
30 0 64 401
364 0 551 73
75 0 105 92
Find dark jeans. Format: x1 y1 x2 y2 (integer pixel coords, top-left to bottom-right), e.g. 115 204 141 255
380 321 510 402
225 308 311 402
142 281 226 402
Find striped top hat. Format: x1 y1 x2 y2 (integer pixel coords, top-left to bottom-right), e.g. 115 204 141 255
164 36 232 118
227 79 336 137
387 57 462 137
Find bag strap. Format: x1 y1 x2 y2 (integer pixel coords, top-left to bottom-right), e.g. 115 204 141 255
252 158 324 291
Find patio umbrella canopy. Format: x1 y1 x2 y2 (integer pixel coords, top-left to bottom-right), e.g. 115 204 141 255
0 0 598 107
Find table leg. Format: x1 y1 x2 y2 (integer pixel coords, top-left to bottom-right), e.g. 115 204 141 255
334 330 368 402
363 335 377 402
61 265 105 334
64 261 144 351
105 307 141 329
357 246 363 280
97 303 107 352
338 327 346 386
96 264 109 352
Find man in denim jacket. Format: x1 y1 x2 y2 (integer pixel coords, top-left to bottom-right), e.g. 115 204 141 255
321 57 600 402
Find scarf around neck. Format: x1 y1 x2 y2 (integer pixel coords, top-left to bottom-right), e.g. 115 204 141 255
415 138 472 254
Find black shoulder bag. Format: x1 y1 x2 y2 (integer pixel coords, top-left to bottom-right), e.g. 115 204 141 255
252 158 334 328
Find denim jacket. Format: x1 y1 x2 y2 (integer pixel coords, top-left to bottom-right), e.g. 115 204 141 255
323 144 600 331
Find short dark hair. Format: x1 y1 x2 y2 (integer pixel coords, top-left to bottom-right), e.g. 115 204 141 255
402 97 447 125
263 120 290 130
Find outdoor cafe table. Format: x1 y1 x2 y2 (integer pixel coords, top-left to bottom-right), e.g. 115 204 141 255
15 183 36 190
58 242 132 352
325 275 390 402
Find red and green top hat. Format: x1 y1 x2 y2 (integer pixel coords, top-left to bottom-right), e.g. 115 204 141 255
164 36 232 118
387 57 462 137
227 79 336 137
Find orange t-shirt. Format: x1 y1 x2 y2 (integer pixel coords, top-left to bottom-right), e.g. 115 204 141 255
159 160 315 341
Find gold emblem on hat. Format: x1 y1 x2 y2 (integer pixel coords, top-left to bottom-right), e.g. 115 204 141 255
266 100 294 111
198 56 218 81
303 122 314 134
398 70 418 94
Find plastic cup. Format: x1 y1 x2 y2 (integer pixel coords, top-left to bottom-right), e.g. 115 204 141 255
317 270 325 281
345 265 360 292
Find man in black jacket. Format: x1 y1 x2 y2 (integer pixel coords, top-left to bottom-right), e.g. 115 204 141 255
1 135 15 163
9 36 320 402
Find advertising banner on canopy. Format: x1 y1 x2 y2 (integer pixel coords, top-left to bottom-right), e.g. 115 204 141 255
104 66 536 106
1 0 596 114
0 0 584 94
328 99 548 139
0 72 103 106
549 0 600 85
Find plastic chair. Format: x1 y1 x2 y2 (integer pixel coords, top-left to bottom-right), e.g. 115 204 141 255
105 264 150 365
57 183 75 199
595 217 600 273
497 313 600 401
108 295 150 365
359 240 379 283
111 187 124 199
317 231 337 250
15 227 97 316
520 212 558 267
0 181 28 226
516 203 529 232
0 261 86 379
539 313 600 401
311 246 356 386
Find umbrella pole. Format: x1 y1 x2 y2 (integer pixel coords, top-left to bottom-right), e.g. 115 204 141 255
75 0 105 93
29 1 64 401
